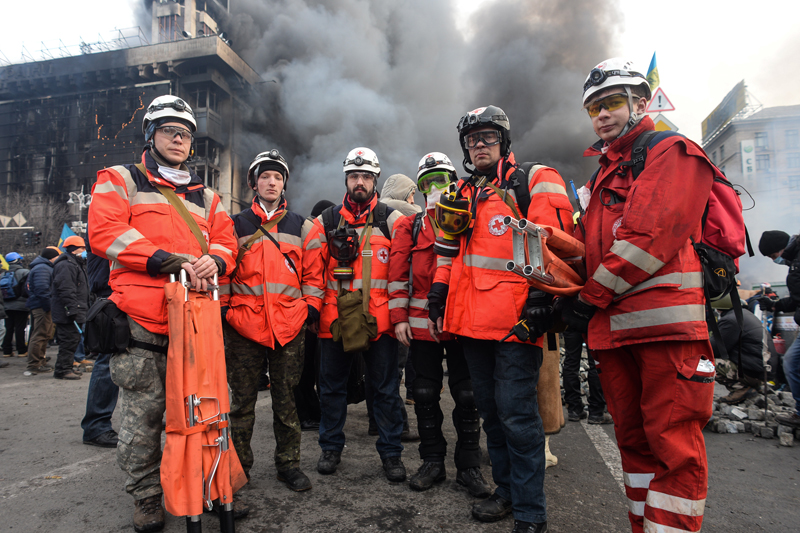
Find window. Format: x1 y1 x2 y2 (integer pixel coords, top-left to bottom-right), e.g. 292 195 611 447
711 151 717 164
756 154 770 171
789 176 800 190
788 153 800 169
755 131 769 149
787 130 799 149
719 144 725 160
158 15 182 42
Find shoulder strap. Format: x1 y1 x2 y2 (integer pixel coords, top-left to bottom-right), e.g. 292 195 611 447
135 163 208 255
411 211 425 247
373 201 390 239
236 209 298 283
360 212 374 312
322 205 337 237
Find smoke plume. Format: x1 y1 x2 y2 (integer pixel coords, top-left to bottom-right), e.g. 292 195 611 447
210 0 619 214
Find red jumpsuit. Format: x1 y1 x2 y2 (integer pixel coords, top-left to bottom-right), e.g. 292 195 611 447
577 117 716 533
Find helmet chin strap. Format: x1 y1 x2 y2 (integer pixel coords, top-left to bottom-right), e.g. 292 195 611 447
617 86 645 139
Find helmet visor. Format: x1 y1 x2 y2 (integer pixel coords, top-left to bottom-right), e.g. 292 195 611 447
463 130 501 149
417 171 451 194
584 93 629 117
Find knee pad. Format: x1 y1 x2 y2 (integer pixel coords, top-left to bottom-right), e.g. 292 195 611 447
452 386 476 410
414 386 440 405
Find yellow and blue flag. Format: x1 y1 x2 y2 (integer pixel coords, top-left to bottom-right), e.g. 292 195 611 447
0 255 8 271
58 224 78 250
646 52 659 92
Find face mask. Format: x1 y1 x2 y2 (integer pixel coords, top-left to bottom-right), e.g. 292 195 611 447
774 256 786 265
426 188 443 210
158 165 192 186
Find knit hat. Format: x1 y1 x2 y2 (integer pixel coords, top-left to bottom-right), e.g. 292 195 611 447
758 230 790 256
310 200 335 218
41 247 60 260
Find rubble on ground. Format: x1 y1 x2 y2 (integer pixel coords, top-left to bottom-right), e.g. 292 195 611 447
708 389 798 447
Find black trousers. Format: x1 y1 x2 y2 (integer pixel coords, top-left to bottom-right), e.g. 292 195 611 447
411 338 481 469
54 322 82 377
2 309 29 355
562 330 606 417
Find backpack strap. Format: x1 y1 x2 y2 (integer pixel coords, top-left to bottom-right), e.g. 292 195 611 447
321 205 338 238
411 211 425 248
373 201 391 239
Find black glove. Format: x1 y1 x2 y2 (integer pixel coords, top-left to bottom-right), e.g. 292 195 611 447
306 304 320 325
427 283 449 324
523 289 554 341
559 296 596 334
757 296 775 312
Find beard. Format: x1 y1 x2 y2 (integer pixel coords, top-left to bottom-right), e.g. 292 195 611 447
348 186 372 203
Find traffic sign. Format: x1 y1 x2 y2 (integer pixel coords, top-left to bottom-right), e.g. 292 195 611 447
652 113 678 132
646 87 675 113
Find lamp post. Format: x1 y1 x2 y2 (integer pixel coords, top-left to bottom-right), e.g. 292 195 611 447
67 185 91 234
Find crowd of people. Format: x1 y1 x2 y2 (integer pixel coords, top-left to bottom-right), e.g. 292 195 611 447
2 55 796 533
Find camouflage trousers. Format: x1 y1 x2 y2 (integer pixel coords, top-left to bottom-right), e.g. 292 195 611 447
716 359 762 389
110 317 169 501
223 321 305 477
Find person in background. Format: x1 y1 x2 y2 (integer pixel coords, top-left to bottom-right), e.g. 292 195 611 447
50 236 89 380
2 252 30 358
561 330 612 424
24 247 60 375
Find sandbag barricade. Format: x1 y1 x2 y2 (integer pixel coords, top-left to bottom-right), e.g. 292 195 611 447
161 273 247 532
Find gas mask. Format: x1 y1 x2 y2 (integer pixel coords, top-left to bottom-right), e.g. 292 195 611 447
433 184 472 257
328 227 360 280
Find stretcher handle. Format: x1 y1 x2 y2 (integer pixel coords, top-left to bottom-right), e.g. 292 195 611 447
170 271 220 301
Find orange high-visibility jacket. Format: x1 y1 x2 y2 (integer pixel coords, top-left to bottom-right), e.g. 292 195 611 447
220 197 323 348
577 117 714 349
433 153 575 344
88 151 237 335
307 194 404 340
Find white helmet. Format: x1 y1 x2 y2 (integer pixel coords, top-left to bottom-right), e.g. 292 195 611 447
142 95 197 141
582 58 651 106
416 152 456 180
343 147 380 176
247 149 290 190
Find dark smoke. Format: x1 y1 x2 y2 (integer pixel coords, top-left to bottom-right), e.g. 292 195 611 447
184 0 621 214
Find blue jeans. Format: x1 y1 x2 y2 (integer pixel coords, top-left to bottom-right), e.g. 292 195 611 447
319 335 404 459
81 352 120 441
74 334 85 363
462 338 547 523
784 337 800 415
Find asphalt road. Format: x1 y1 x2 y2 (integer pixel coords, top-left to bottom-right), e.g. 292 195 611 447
0 348 798 533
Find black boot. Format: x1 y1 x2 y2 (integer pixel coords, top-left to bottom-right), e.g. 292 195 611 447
512 520 548 532
472 493 512 523
134 494 165 533
317 450 341 475
456 466 491 498
409 461 446 491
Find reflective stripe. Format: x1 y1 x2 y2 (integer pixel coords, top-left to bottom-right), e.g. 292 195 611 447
218 283 231 295
615 272 704 300
233 282 263 296
623 472 655 489
610 304 705 332
302 285 325 299
410 297 428 309
610 240 665 275
643 518 696 533
327 279 388 291
594 264 633 295
389 281 408 293
209 243 233 255
305 237 322 250
646 490 705 517
463 254 509 272
213 201 227 216
628 499 645 517
531 181 568 197
389 298 409 310
409 317 428 329
130 191 206 218
277 233 302 247
106 228 145 259
110 165 138 198
93 180 129 199
437 256 452 268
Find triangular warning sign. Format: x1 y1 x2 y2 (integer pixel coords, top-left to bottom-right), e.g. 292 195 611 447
646 87 675 113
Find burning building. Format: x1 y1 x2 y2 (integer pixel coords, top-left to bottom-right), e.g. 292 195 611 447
0 0 260 221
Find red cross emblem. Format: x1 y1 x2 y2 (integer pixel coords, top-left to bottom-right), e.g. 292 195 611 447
356 150 364 156
377 247 389 263
488 214 509 236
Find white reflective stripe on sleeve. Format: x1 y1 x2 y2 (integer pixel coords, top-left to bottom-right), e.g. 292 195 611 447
646 490 705 517
302 285 325 299
409 297 428 309
610 304 705 331
437 256 452 268
326 281 339 291
610 240 665 275
351 279 388 290
277 233 302 247
530 181 568 197
409 317 429 329
209 243 233 255
643 518 696 533
106 228 146 259
266 283 302 299
305 237 322 250
623 472 655 489
628 499 645 517
463 254 509 272
217 284 231 295
93 180 129 199
389 298 409 310
389 281 408 293
614 272 704 300
593 264 633 295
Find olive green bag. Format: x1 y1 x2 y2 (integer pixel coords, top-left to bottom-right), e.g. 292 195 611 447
330 213 378 352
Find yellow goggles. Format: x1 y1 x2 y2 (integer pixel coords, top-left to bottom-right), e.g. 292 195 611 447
584 93 629 117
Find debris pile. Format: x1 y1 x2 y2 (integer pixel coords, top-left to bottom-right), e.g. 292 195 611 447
708 390 798 446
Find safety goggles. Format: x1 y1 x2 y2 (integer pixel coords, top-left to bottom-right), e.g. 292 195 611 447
584 93 629 118
157 125 194 141
346 171 377 182
463 130 501 149
148 98 194 117
583 68 645 93
417 171 451 194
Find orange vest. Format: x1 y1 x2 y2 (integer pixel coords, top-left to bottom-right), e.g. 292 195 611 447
88 151 237 336
309 195 403 340
220 197 323 349
433 153 574 343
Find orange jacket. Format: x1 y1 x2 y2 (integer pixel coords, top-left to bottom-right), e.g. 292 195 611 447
220 197 323 348
577 117 714 349
307 194 404 340
433 153 574 344
88 151 237 335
